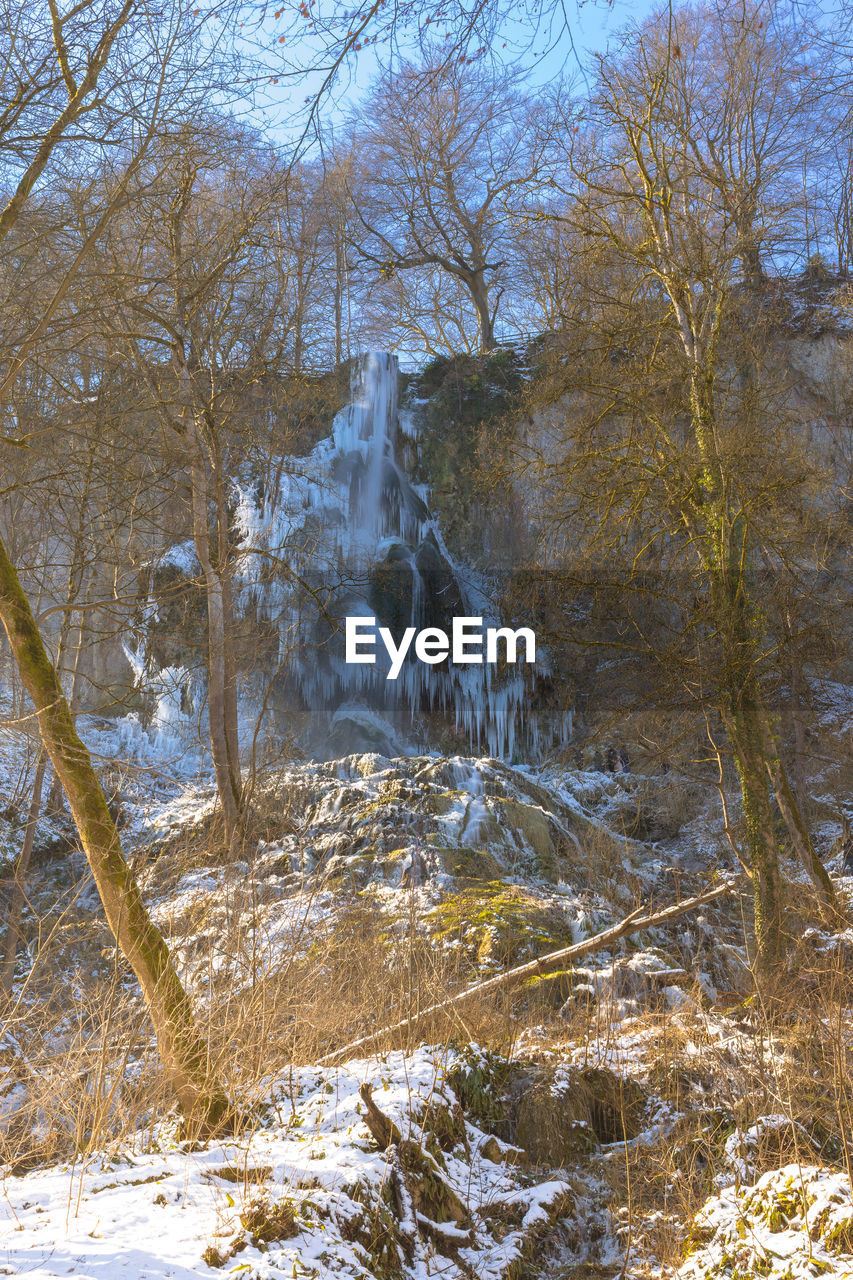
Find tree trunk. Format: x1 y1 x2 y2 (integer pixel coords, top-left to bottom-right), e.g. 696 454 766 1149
768 755 836 911
293 261 305 375
170 297 243 844
333 232 344 367
729 695 786 982
740 240 766 295
47 508 92 814
689 361 786 982
0 533 229 1129
468 270 495 351
189 443 242 844
213 458 241 803
781 598 809 806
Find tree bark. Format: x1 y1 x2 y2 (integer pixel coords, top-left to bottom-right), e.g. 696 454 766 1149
729 695 786 981
213 454 241 805
333 231 344 367
768 755 836 911
0 533 229 1129
168 174 243 846
189 441 243 843
468 270 495 351
689 361 787 982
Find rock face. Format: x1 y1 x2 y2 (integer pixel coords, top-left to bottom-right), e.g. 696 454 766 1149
53 327 853 759
251 753 630 901
139 749 746 1014
326 705 402 759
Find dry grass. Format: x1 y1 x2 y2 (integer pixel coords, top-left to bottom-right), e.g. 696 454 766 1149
1 799 851 1280
578 947 853 1274
0 841 549 1169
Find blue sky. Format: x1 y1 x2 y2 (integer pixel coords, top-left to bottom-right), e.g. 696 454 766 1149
244 0 665 146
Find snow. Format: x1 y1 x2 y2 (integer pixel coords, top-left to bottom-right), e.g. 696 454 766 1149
0 1047 573 1280
679 1164 853 1280
720 1115 808 1187
156 540 199 575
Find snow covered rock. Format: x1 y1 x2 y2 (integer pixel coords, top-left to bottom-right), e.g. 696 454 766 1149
680 1164 853 1280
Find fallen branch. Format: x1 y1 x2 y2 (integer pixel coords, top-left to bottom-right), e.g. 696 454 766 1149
319 880 735 1066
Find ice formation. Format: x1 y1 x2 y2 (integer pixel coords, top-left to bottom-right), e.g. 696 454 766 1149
122 352 572 762
233 351 568 759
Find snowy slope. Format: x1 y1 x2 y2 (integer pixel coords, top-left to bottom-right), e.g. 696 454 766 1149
0 1047 572 1280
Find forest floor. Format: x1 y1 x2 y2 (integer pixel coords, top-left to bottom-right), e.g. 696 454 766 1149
1 698 853 1278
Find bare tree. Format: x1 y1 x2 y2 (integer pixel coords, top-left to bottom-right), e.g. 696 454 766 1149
92 121 313 844
347 55 551 352
0 0 232 1127
522 0 837 982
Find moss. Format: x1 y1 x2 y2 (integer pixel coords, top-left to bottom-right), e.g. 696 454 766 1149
514 1086 598 1165
239 1191 299 1242
341 1177 406 1280
351 754 392 778
492 798 556 877
378 847 420 882
514 1066 647 1166
352 799 397 826
823 1217 853 1255
410 351 525 560
324 850 377 890
424 790 462 816
446 1044 523 1137
426 882 574 970
379 779 418 804
439 845 504 880
413 1096 467 1154
398 1138 468 1225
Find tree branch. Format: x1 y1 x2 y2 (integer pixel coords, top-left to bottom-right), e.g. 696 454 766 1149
318 881 735 1065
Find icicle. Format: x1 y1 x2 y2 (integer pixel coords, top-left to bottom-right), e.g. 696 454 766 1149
225 349 570 760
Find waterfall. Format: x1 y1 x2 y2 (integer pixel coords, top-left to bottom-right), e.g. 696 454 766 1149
118 351 573 767
362 351 396 543
231 351 571 761
326 350 401 556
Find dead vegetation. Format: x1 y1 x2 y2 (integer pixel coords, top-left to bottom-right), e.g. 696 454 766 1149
1 760 851 1277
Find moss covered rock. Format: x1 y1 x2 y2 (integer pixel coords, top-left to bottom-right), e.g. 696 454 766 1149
437 845 504 880
427 883 575 970
513 1066 647 1166
494 798 557 877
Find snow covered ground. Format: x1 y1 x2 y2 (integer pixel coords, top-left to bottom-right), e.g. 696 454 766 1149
679 1164 853 1280
3 674 853 1280
0 1047 573 1280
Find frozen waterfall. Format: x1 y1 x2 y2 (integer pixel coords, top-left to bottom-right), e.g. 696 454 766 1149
232 351 570 761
